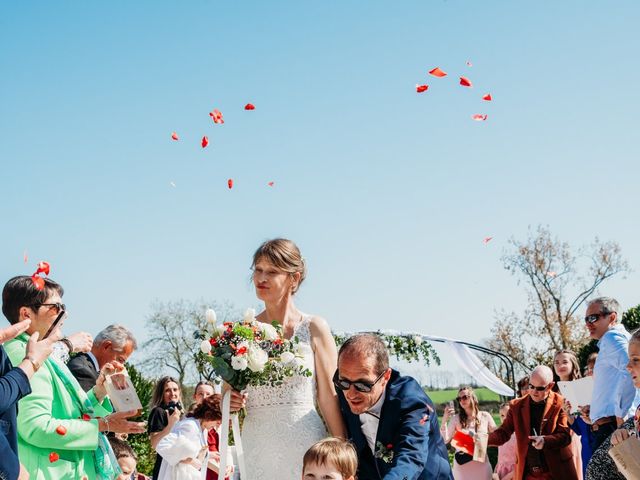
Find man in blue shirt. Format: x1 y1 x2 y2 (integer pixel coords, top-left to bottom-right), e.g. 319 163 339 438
583 296 635 451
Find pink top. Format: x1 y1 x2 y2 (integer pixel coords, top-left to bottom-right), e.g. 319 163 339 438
494 432 516 479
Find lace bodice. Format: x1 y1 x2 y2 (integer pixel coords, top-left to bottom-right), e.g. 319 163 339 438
245 317 316 409
241 315 327 479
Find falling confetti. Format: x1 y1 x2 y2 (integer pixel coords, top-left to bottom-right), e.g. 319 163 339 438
416 84 429 93
49 452 60 463
483 237 493 244
210 109 224 124
201 136 209 148
56 425 67 436
171 132 179 141
466 60 473 67
482 93 492 101
31 275 45 291
244 103 255 110
169 181 176 188
36 261 50 276
429 67 447 78
472 114 488 121
23 250 28 263
459 76 473 87
227 179 233 189
267 181 275 187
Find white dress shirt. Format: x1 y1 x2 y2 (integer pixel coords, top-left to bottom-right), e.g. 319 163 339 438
359 392 386 453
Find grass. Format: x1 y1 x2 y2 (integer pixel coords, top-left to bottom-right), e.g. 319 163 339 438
426 387 502 405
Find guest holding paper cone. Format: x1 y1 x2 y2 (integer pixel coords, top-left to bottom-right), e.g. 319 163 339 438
441 386 496 479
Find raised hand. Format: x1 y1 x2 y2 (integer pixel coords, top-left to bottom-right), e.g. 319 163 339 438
0 319 31 344
102 410 146 434
65 331 93 353
24 331 59 367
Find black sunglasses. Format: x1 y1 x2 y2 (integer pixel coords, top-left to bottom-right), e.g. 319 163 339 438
456 394 470 402
333 369 386 393
584 312 611 324
528 383 550 392
33 303 66 314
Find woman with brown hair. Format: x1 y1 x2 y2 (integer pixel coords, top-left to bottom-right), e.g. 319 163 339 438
232 238 346 479
441 386 496 479
148 376 184 479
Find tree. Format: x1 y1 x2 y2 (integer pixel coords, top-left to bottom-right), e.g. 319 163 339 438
622 304 640 332
488 225 629 373
140 299 240 388
125 363 155 475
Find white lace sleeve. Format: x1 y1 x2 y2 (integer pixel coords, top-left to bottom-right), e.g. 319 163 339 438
51 341 70 363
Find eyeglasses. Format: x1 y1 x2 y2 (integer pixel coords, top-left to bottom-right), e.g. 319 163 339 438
584 312 611 324
333 369 386 393
33 303 66 314
528 384 550 392
456 395 470 402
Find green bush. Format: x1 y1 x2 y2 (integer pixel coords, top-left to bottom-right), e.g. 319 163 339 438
126 364 156 476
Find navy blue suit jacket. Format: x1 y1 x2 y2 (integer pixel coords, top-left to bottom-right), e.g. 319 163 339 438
338 369 452 480
0 345 31 480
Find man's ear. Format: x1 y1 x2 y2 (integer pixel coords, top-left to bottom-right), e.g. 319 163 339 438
18 306 32 320
102 340 112 351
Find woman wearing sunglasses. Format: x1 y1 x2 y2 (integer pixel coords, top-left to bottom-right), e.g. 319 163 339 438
441 386 497 479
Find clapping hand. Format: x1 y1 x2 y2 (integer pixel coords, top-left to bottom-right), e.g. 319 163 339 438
65 331 93 353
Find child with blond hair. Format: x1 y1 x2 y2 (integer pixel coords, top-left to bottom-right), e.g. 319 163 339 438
302 437 358 480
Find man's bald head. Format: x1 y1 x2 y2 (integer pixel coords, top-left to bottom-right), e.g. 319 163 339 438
530 365 554 385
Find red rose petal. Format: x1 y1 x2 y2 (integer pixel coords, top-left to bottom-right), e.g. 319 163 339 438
471 114 488 121
416 84 429 93
201 136 209 148
227 179 233 189
23 250 28 264
244 103 255 110
49 452 60 463
428 67 447 78
267 181 274 187
209 109 224 124
36 261 50 276
56 425 67 436
459 76 473 87
81 413 91 421
482 93 492 101
483 237 493 244
31 275 45 291
171 132 179 141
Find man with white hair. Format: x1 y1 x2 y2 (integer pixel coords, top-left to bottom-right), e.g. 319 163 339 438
489 365 577 480
582 296 635 451
68 324 137 391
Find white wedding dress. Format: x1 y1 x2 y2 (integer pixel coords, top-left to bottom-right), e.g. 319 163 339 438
241 316 328 479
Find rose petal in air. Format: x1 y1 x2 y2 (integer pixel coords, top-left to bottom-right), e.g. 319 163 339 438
36 261 50 276
483 237 493 244
466 60 473 67
459 76 472 87
472 114 488 121
429 67 447 77
210 109 224 124
416 84 429 93
482 93 492 101
267 181 274 187
31 275 45 291
23 250 28 263
244 103 255 110
227 179 233 189
171 132 179 141
201 136 209 148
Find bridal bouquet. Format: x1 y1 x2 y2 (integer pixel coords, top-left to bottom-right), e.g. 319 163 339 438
198 308 311 391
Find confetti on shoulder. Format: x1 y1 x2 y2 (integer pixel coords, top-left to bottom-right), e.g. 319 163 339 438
429 67 447 78
171 132 179 141
472 114 488 121
244 103 255 110
416 84 429 93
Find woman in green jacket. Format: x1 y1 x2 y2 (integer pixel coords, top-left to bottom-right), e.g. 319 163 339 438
2 276 146 479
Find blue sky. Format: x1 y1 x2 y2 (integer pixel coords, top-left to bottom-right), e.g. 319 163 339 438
1 1 639 365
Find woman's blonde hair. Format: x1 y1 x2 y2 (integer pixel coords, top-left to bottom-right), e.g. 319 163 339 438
303 437 358 478
252 238 307 294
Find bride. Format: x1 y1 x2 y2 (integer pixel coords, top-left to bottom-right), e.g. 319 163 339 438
230 238 346 479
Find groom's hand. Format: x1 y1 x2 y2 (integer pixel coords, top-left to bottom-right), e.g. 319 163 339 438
230 390 247 412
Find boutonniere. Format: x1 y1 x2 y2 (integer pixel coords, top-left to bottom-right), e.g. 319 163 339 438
374 441 394 464
419 404 434 425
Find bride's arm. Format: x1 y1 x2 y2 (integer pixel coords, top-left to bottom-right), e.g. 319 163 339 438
309 317 347 439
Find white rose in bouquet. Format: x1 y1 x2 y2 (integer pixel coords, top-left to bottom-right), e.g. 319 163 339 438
280 351 295 365
243 308 256 323
413 335 423 345
259 322 279 341
205 308 217 324
231 355 248 371
247 345 269 372
200 340 212 354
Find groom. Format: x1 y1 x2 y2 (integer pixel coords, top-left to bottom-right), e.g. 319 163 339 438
335 333 453 480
